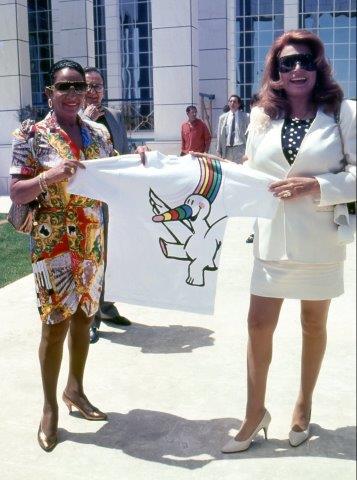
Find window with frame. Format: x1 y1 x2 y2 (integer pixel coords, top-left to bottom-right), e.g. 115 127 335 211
94 0 108 90
236 0 284 109
299 0 356 99
28 0 53 107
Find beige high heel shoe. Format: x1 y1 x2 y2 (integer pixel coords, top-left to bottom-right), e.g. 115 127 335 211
62 392 107 421
288 425 310 447
289 410 311 447
221 410 271 453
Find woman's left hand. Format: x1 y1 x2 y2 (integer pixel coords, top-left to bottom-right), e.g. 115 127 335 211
269 177 320 200
135 145 150 165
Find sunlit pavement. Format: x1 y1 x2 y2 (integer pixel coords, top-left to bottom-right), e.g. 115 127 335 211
0 195 355 480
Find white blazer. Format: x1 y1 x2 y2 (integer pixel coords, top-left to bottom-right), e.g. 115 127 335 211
245 100 356 264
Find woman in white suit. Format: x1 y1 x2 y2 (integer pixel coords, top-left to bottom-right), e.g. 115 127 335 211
222 30 356 453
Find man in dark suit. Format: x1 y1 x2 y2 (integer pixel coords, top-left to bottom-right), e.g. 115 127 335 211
83 67 131 343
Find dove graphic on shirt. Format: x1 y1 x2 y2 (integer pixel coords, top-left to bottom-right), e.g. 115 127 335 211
149 157 226 287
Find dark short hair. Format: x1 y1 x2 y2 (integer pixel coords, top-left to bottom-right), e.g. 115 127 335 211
228 94 242 105
186 105 197 114
49 59 85 84
83 66 105 84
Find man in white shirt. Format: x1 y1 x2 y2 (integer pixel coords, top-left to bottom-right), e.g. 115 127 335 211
217 95 250 164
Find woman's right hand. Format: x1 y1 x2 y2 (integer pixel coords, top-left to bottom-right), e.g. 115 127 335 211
10 160 85 204
45 160 85 185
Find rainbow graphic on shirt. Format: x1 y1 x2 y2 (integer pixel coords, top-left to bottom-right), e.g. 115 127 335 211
193 156 222 203
152 157 222 222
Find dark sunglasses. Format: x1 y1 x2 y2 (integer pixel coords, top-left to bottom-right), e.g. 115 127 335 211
51 81 87 93
278 53 316 73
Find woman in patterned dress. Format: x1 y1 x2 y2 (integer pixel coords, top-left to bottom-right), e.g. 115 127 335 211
10 60 115 451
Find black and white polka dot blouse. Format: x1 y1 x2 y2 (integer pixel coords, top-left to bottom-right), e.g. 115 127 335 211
281 117 315 165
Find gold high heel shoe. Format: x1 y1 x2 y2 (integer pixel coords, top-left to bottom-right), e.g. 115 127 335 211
62 391 107 421
37 423 57 452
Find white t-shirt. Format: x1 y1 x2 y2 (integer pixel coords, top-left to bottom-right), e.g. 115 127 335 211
68 152 278 314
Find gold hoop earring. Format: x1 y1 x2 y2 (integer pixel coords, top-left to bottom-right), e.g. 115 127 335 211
48 98 53 109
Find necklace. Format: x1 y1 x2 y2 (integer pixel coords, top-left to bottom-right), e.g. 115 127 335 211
290 106 316 120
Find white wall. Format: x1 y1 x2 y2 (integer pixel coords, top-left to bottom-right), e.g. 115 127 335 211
284 0 299 30
105 0 123 107
150 0 199 149
198 0 236 138
52 0 95 65
0 0 31 194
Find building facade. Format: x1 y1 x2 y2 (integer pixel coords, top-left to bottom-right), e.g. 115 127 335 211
0 0 355 193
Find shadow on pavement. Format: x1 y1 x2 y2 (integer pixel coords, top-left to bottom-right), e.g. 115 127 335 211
59 409 356 469
98 323 215 353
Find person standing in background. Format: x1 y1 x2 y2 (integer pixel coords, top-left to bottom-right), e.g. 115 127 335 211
180 105 211 156
217 95 249 164
83 67 130 155
82 67 132 343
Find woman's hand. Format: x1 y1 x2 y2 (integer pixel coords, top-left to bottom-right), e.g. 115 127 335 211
9 160 84 204
83 104 105 121
45 160 85 185
135 145 150 165
269 177 320 200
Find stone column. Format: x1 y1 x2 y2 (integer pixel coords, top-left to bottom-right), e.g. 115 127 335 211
0 0 31 194
198 0 236 139
284 0 299 30
148 0 199 153
52 0 95 66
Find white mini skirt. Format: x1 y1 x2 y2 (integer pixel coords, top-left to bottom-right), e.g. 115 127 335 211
250 258 344 300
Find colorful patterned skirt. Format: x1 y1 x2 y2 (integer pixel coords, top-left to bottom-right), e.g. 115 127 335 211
30 201 105 325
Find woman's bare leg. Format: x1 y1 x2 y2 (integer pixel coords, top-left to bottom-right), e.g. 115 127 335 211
291 299 330 431
64 308 98 410
39 319 70 437
237 294 283 440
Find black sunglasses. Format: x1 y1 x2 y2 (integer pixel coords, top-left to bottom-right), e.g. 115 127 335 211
51 81 87 93
278 53 316 73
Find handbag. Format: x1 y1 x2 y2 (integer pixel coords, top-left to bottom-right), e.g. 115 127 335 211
333 106 355 245
7 121 41 234
7 199 40 234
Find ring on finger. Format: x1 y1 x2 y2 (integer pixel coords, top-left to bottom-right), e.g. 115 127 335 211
281 190 292 198
69 167 75 175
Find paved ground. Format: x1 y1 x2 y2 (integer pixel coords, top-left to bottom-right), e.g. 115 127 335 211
0 196 355 480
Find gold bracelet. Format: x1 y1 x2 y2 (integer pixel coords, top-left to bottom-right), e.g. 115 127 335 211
38 172 48 192
38 173 44 192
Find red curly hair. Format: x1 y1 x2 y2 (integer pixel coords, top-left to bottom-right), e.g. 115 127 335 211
258 30 343 119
